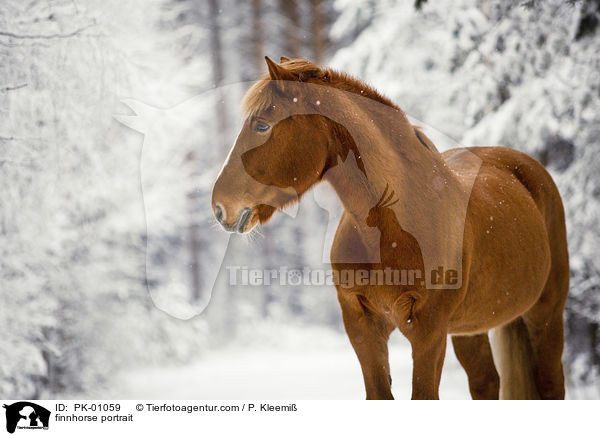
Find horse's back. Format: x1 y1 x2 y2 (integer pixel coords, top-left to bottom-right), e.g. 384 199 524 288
460 147 564 218
445 146 566 240
461 146 568 270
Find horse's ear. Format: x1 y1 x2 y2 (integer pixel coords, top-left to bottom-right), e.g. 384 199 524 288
265 56 296 85
280 56 291 63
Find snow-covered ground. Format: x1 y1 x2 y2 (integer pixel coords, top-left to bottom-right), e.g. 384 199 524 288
104 328 470 400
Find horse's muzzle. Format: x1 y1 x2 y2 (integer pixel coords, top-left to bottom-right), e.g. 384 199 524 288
214 205 253 233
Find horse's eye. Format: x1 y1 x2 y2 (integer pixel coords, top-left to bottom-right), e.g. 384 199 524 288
254 122 270 133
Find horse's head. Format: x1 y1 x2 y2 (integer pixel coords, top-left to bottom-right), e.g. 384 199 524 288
212 56 335 233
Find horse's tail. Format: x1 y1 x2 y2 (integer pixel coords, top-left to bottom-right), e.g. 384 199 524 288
493 317 540 399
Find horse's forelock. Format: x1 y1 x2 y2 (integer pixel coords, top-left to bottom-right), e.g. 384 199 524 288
241 78 275 118
242 60 324 117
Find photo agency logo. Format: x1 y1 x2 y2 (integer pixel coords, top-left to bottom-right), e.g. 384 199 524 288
3 402 50 433
116 60 482 320
226 266 460 288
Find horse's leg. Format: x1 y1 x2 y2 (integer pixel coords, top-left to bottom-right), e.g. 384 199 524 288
451 333 500 399
395 294 449 400
408 331 447 400
522 221 569 400
522 303 566 399
338 292 395 399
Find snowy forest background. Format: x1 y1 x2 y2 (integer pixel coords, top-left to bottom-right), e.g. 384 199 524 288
1 0 599 399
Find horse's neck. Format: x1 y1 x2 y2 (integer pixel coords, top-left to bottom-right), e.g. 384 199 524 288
323 114 465 257
325 123 457 217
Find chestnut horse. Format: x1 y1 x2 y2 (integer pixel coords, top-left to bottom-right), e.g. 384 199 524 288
211 56 569 399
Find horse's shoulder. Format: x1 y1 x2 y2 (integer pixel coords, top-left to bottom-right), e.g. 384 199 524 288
330 212 368 261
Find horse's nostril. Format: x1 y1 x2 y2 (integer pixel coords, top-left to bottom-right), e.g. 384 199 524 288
215 204 224 223
236 208 252 233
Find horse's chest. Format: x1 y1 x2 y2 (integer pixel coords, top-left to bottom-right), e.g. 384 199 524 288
338 279 417 324
331 212 424 318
